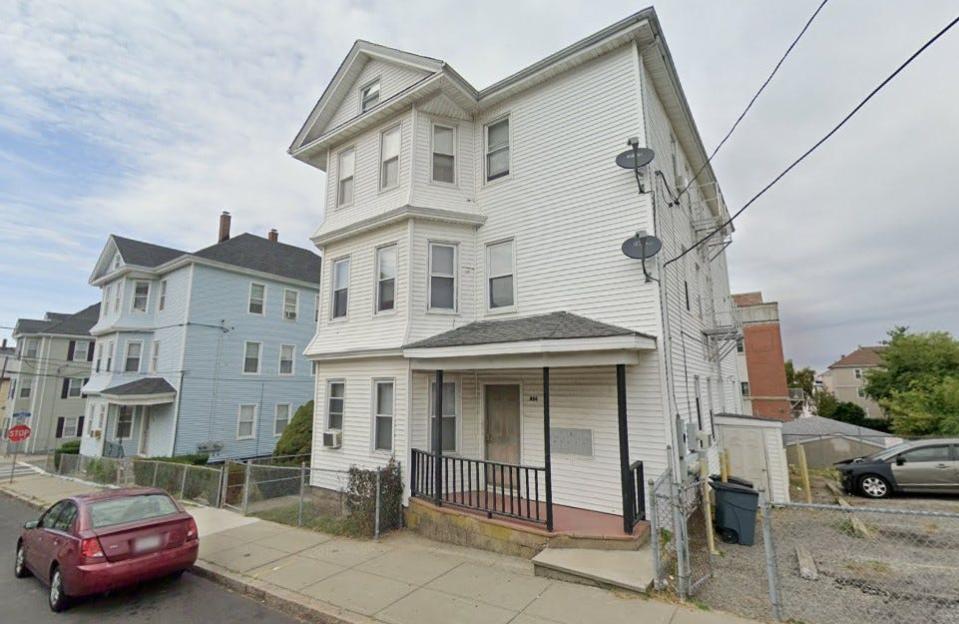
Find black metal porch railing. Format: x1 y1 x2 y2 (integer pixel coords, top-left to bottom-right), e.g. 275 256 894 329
624 459 646 530
410 448 550 527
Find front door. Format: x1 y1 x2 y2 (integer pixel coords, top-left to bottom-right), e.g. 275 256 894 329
484 385 521 465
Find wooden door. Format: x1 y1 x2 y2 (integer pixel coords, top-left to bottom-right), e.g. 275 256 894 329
485 385 521 465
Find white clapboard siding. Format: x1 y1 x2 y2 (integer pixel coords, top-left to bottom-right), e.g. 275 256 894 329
409 106 477 212
325 58 431 131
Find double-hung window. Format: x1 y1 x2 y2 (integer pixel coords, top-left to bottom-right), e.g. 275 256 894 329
243 341 261 374
150 340 160 373
62 417 79 438
380 126 401 190
132 281 149 312
373 380 394 451
105 341 114 372
157 280 167 311
429 380 457 452
19 379 31 399
428 243 456 311
337 148 355 207
360 79 380 112
485 117 510 181
116 406 134 439
237 405 256 440
249 283 265 315
283 289 299 321
72 340 90 362
67 377 84 398
124 342 141 373
327 381 345 430
25 338 38 358
487 240 515 309
432 124 455 184
279 344 295 375
332 258 350 319
113 281 121 313
274 404 290 436
376 245 396 313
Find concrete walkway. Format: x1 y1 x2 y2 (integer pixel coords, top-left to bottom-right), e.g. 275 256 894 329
0 460 760 624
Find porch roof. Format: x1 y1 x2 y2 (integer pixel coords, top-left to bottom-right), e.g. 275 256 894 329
403 311 656 369
100 377 176 405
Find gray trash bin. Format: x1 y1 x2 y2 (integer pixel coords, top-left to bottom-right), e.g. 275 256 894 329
709 474 754 489
710 481 759 546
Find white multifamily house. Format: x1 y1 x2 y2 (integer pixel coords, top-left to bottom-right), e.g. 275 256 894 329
290 8 742 536
79 214 322 461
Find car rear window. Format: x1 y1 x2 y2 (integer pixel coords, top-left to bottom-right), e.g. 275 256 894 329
90 494 179 529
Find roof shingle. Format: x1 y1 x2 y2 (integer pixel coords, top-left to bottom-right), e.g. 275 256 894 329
14 303 101 337
102 377 176 396
112 235 187 267
829 346 885 369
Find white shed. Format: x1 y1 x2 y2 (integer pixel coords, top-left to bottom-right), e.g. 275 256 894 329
714 414 790 503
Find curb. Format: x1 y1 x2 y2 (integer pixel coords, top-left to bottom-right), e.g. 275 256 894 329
191 560 373 624
0 486 48 511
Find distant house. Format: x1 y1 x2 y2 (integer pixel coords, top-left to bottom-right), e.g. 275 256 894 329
0 340 19 436
782 415 901 468
79 213 321 460
4 305 99 453
732 292 791 421
820 346 886 419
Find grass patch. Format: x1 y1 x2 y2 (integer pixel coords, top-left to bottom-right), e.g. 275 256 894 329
844 560 892 576
253 504 369 539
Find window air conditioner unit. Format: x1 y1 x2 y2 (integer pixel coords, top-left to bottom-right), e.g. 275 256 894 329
323 430 342 449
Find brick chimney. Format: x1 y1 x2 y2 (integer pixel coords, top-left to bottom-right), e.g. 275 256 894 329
268 228 278 242
218 211 231 243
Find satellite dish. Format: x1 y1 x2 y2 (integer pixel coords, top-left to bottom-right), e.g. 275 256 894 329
616 147 655 170
621 232 662 260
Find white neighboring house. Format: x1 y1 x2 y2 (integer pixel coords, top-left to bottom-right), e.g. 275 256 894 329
290 8 742 534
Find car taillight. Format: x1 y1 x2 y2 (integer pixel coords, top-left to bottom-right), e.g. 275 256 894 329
80 537 104 559
185 517 198 541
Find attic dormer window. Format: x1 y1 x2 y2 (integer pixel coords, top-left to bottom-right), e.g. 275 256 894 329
361 80 380 112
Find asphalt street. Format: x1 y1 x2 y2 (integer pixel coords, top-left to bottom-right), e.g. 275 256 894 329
0 494 303 623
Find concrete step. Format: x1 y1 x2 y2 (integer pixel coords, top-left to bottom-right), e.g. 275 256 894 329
532 546 655 594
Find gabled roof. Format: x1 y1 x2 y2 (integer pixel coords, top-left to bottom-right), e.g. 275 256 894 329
14 303 100 338
192 233 322 284
102 377 176 397
781 415 891 444
828 346 886 369
112 235 186 268
404 311 649 349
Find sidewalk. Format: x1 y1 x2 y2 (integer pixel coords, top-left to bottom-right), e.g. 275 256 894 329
0 460 759 624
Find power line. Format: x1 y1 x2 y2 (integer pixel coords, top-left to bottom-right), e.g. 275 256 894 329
672 0 830 206
665 13 959 267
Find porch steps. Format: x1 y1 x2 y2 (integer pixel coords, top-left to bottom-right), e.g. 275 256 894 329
532 547 655 594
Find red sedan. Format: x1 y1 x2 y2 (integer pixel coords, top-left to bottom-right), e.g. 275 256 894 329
14 487 199 612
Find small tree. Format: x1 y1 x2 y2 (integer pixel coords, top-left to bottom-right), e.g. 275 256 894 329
273 400 313 459
785 360 816 398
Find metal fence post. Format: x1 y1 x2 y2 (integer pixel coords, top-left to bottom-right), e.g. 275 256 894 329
116 459 122 486
670 472 691 599
219 461 231 508
152 461 159 487
241 461 251 515
298 462 307 527
180 465 188 500
648 478 663 589
374 468 382 540
759 494 784 621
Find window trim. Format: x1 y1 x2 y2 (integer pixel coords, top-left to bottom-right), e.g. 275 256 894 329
131 280 150 313
61 416 79 439
375 243 398 315
326 380 345 431
124 340 143 373
19 378 31 399
115 406 134 440
73 340 90 362
273 403 291 437
427 241 458 314
236 404 258 441
430 121 457 186
484 115 511 183
485 238 517 313
378 123 402 192
242 341 262 375
278 344 296 376
283 288 299 321
359 77 381 113
248 282 267 316
330 256 351 321
428 378 459 454
67 377 84 399
336 146 356 208
105 340 114 372
371 378 395 453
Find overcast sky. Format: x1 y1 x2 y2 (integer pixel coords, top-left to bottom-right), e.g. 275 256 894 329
1 1 957 370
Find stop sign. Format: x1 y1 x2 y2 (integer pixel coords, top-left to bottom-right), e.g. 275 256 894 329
6 424 31 443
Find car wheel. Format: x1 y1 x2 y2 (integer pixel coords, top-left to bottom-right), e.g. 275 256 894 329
14 543 30 578
48 567 69 612
859 474 890 499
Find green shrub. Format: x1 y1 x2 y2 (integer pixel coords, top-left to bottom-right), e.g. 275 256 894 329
273 400 313 459
346 459 403 537
54 440 81 470
144 453 209 465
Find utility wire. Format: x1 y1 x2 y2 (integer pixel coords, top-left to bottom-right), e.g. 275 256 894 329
672 0 830 205
665 13 959 267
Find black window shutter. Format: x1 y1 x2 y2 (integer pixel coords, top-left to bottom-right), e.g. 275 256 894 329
67 340 76 361
55 417 65 438
61 379 69 399
87 342 94 362
81 378 89 398
77 416 85 436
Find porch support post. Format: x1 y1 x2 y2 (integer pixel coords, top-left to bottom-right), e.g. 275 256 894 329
617 363 634 534
542 367 554 532
433 369 443 506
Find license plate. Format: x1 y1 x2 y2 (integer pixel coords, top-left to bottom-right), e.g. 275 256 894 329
133 535 162 553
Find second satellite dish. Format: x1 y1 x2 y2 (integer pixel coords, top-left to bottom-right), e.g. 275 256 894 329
621 232 662 260
615 147 655 171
